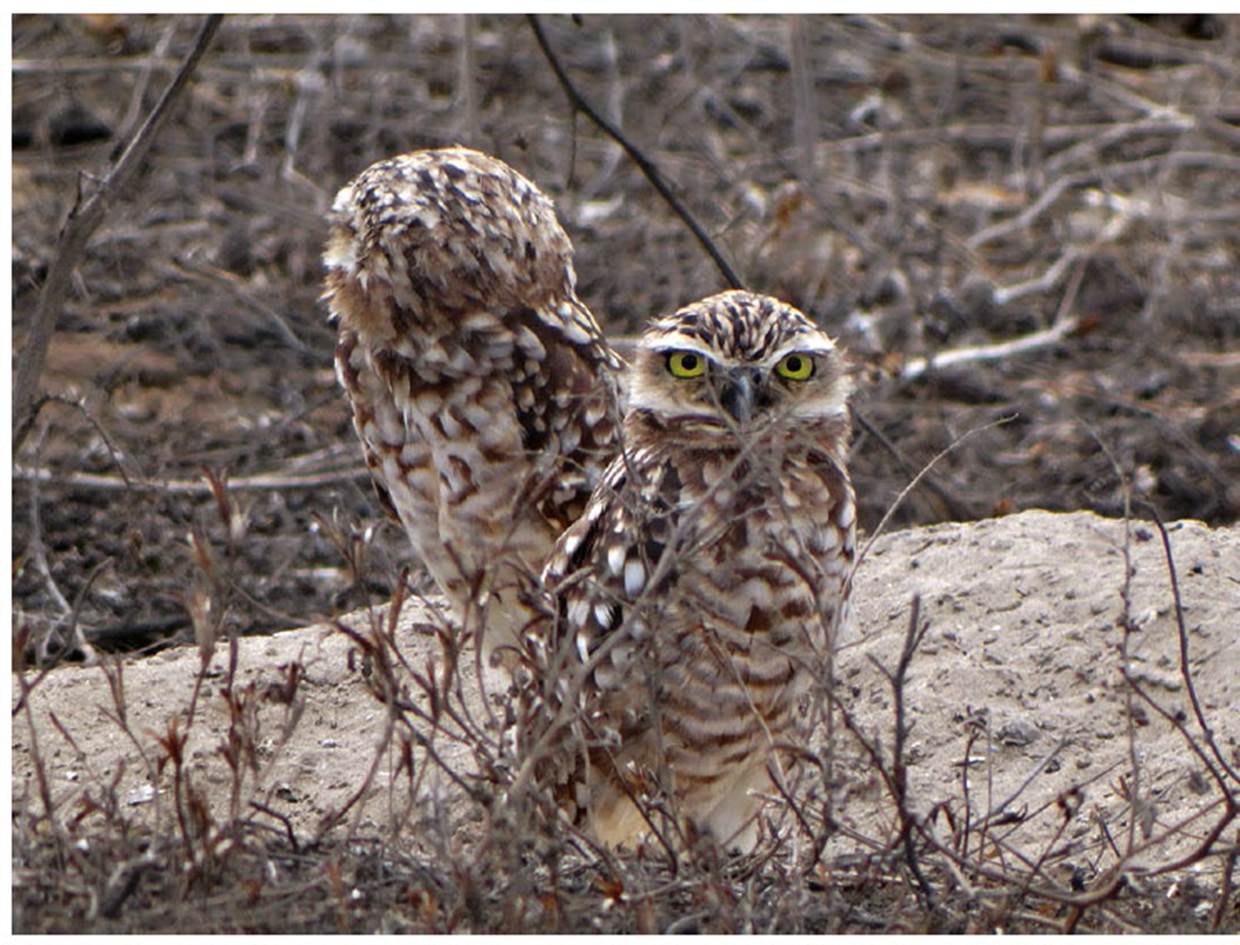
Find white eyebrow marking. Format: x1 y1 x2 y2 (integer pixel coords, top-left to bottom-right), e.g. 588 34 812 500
761 339 837 366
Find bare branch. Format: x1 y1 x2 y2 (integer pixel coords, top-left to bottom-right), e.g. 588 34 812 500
1138 503 1240 787
965 151 1240 251
787 16 817 189
12 14 223 453
13 463 368 495
898 318 1081 384
526 14 744 290
853 413 1017 575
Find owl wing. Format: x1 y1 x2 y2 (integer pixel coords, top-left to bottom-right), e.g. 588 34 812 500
499 299 624 536
335 296 624 657
335 308 621 533
534 446 687 692
334 325 404 524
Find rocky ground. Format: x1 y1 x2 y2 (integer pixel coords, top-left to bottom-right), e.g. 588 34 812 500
12 13 1239 659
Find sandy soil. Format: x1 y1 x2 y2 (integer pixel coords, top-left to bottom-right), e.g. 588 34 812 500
14 509 1238 894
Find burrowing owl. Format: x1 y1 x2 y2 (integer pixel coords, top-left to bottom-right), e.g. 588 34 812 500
323 148 622 663
522 290 855 850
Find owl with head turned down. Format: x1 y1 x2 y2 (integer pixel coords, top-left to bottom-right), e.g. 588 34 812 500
521 289 856 851
322 147 623 665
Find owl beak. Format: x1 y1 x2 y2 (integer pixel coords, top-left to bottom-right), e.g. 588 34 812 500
718 368 759 425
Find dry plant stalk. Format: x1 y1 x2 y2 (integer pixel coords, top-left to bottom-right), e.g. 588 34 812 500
12 14 222 452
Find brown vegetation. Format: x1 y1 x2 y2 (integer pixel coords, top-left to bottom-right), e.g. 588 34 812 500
11 13 1239 933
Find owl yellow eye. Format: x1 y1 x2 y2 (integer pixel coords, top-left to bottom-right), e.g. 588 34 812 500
775 353 815 380
666 351 707 378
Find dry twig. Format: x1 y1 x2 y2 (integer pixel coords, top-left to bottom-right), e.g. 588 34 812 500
527 14 744 290
898 317 1081 384
12 14 223 452
13 462 367 494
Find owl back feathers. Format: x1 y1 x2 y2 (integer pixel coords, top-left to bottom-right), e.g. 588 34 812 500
324 148 622 658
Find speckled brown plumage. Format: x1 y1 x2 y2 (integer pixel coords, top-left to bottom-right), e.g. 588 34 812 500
521 290 856 850
323 148 622 662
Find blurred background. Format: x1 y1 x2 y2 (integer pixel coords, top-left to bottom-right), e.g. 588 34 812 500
11 13 1238 659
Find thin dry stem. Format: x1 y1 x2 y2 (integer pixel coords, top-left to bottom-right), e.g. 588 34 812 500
12 14 223 451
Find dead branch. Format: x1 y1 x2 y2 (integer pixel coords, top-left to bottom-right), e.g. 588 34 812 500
24 455 71 618
814 117 1198 160
12 14 223 453
1214 842 1238 932
1056 61 1190 123
1139 503 1240 787
853 414 1016 576
788 16 817 189
162 258 321 355
885 595 939 912
972 738 1071 833
526 14 744 290
898 317 1081 384
850 411 977 522
112 21 179 149
965 151 1240 251
13 463 368 494
455 14 480 143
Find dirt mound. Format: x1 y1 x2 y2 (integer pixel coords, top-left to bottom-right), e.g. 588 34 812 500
13 510 1238 932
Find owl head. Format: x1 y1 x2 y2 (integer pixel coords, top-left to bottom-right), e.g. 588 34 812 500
322 147 578 343
626 290 851 449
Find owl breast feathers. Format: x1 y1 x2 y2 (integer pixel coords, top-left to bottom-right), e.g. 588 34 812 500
522 290 856 851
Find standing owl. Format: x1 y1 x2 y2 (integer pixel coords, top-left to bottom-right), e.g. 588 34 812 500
323 148 622 664
521 290 856 851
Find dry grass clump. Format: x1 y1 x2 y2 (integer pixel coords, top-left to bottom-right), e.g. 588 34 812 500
14 488 1239 933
